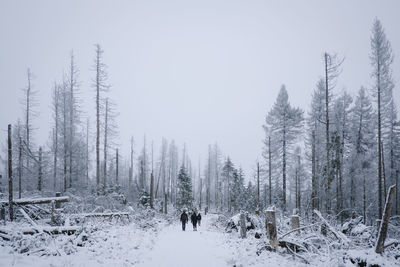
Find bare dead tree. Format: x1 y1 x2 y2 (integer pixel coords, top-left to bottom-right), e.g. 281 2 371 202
370 19 394 216
67 51 80 188
323 52 343 214
93 44 109 194
38 147 42 191
62 81 68 192
8 124 13 221
52 83 60 192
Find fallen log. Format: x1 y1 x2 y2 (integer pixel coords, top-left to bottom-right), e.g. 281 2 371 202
280 222 321 239
0 232 10 241
0 226 80 236
384 241 399 249
279 238 307 252
70 212 130 218
0 196 69 206
282 240 310 264
19 208 38 227
313 209 350 245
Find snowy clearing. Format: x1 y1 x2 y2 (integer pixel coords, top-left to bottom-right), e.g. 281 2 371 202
4 213 387 267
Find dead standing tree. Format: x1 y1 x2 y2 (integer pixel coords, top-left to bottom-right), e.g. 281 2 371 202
370 19 394 216
8 125 13 221
93 44 110 194
67 51 80 188
375 185 396 253
323 52 343 214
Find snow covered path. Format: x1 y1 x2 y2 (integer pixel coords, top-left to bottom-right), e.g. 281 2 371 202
137 214 233 267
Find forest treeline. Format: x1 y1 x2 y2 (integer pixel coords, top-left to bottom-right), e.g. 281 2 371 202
0 18 398 224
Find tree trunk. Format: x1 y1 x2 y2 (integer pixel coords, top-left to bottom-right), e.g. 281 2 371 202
375 185 396 253
199 178 202 211
164 193 168 214
116 149 119 185
382 146 387 200
377 61 383 217
297 154 301 215
324 53 331 214
18 135 22 199
150 171 154 209
95 48 100 194
86 119 89 186
38 147 42 191
103 99 109 191
26 70 31 169
207 146 211 211
269 135 272 205
396 170 399 215
53 85 59 192
129 137 133 189
257 162 260 207
8 125 13 221
282 127 286 212
363 170 367 224
63 87 67 192
311 130 318 220
69 54 75 189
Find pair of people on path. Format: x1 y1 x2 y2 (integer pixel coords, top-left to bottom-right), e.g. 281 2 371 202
180 210 201 231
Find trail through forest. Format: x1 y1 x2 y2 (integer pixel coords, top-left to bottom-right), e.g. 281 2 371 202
138 214 232 267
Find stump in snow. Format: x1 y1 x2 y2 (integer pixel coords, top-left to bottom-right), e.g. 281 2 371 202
240 213 246 238
375 185 396 254
291 215 300 234
265 209 278 251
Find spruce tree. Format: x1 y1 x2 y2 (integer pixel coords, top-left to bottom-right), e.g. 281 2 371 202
370 18 394 216
264 85 304 212
231 168 245 212
176 165 193 210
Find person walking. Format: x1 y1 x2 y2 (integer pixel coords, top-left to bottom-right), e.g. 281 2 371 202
180 210 188 231
197 212 202 227
190 210 198 231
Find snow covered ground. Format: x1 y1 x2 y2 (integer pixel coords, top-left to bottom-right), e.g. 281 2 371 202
0 213 298 267
1 213 399 267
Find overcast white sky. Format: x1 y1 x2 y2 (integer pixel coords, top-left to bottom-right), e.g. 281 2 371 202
1 0 400 178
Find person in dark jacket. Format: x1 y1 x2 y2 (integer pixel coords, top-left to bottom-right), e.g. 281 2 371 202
190 211 198 231
197 212 202 227
180 210 188 231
